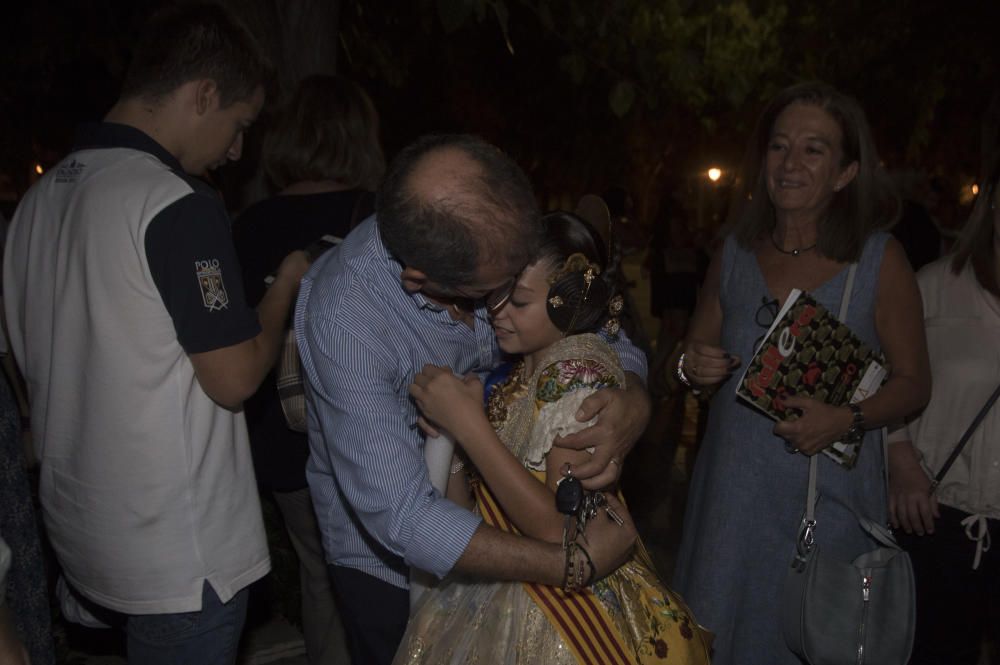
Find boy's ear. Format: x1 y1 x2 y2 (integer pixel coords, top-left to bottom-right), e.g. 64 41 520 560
194 79 220 115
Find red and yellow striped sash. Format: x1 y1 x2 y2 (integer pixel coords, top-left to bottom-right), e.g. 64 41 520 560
473 480 634 665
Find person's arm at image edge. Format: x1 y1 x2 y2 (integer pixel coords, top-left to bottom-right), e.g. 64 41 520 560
0 534 30 665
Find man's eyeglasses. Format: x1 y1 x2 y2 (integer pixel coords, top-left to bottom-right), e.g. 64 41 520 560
753 296 780 353
436 275 518 317
485 277 517 317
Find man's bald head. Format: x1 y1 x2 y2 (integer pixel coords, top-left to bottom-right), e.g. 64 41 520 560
377 134 540 288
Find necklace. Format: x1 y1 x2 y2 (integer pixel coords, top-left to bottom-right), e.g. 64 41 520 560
771 230 816 257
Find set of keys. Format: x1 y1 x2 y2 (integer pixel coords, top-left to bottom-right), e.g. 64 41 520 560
555 474 626 549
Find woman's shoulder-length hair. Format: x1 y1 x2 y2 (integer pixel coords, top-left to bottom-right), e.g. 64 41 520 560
950 139 1000 297
263 74 385 192
724 81 900 263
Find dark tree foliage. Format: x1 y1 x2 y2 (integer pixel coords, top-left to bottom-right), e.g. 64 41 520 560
1 0 998 230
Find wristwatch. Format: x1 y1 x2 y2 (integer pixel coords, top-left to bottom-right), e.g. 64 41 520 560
844 403 865 444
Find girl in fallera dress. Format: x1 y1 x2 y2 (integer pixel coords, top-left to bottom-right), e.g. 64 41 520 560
393 211 711 665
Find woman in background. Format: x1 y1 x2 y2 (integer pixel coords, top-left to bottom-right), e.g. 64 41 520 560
233 74 384 665
888 134 1000 665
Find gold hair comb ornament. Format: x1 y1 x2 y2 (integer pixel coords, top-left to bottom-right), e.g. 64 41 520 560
550 253 603 335
549 253 601 286
581 268 595 302
602 294 624 338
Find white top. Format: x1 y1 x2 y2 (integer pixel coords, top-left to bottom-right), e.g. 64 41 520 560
3 139 269 614
888 258 1000 521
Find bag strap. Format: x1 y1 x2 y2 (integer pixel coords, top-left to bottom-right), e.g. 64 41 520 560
928 382 1000 493
800 264 858 544
839 263 858 319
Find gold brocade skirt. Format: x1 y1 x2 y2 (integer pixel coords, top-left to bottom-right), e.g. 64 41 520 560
393 553 712 664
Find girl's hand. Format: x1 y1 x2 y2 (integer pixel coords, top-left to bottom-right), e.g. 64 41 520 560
409 365 485 437
681 341 740 387
772 396 853 455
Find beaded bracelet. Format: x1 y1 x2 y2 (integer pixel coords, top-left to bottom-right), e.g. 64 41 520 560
562 542 596 593
577 543 596 588
562 543 579 592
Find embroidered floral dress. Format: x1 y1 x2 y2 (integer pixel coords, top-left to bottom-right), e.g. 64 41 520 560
393 334 711 665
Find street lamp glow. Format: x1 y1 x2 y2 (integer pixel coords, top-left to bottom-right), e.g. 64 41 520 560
707 167 722 182
972 183 980 196
34 164 43 175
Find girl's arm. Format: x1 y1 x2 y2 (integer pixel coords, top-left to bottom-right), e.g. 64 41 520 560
446 412 588 543
409 364 603 544
445 453 475 510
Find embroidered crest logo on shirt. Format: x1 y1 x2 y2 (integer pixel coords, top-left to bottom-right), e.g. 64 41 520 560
196 259 229 311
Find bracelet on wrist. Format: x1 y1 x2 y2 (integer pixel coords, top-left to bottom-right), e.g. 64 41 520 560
577 542 596 587
676 353 701 395
843 403 865 444
562 542 578 593
561 541 596 593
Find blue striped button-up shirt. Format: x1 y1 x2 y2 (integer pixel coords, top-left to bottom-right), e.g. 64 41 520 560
295 217 647 589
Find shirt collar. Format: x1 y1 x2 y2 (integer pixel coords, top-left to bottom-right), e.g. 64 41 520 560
73 122 184 173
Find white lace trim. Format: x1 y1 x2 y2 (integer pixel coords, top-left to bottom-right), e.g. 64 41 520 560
523 387 598 471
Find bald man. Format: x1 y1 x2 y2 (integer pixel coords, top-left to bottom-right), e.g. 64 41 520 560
295 134 651 664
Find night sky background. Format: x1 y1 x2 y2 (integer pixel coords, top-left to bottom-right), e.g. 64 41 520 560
2 0 998 236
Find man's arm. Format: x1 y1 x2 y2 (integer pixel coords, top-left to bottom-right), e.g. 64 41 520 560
299 299 482 580
454 493 637 584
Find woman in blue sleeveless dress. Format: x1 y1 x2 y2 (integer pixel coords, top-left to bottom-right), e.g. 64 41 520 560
672 82 932 664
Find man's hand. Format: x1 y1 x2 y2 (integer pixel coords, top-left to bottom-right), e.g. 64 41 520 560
577 493 637 579
888 440 939 535
554 379 651 490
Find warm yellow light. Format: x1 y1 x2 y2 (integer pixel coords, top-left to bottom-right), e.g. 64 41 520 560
34 164 43 175
972 183 980 195
707 167 722 182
